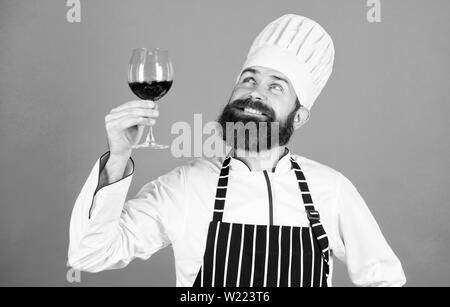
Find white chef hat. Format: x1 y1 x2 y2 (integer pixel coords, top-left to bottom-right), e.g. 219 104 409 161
239 14 335 110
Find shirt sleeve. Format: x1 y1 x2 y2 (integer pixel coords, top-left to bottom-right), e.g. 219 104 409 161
67 152 187 273
333 173 407 287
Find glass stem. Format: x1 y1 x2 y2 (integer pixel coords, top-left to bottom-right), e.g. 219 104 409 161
147 126 156 144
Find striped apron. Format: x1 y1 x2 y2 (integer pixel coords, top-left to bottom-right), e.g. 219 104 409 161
193 155 330 287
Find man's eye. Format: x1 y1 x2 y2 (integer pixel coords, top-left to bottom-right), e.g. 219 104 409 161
243 77 256 84
270 84 284 92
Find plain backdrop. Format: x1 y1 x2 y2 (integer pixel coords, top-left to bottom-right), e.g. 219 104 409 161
1 0 449 286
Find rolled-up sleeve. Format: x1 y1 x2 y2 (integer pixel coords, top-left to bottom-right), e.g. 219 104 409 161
333 173 407 287
68 152 187 273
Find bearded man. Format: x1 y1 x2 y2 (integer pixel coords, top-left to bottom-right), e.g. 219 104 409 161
68 14 406 287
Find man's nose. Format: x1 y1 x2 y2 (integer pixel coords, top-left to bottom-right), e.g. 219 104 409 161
249 89 266 102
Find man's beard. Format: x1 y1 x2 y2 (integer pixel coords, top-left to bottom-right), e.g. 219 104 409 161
217 97 296 152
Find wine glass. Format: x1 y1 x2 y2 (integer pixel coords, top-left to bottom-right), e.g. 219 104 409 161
128 48 173 149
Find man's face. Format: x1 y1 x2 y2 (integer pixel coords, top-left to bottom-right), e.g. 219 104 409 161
217 66 299 152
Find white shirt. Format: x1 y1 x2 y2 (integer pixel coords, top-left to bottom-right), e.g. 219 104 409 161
68 150 406 287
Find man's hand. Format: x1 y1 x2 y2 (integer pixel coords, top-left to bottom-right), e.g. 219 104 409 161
105 100 159 160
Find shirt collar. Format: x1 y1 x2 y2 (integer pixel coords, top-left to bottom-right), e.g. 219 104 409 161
226 147 292 174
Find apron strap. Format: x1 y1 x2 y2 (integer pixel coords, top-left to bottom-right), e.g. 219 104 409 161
213 156 231 222
290 157 330 277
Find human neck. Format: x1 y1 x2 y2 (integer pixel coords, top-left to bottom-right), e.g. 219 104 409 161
232 146 288 171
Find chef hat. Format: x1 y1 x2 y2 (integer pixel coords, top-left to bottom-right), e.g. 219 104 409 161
239 14 335 110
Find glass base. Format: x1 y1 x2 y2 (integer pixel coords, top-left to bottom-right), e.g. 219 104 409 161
132 142 169 149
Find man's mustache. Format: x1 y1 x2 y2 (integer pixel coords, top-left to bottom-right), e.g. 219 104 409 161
228 98 276 121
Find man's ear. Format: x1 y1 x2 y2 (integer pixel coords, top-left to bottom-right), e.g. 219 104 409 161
293 106 310 130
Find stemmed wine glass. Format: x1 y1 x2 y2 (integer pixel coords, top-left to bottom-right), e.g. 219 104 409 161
128 48 173 149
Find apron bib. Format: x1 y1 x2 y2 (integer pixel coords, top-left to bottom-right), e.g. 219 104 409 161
193 155 330 287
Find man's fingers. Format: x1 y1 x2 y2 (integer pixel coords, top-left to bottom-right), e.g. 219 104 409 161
111 100 156 113
106 108 159 122
120 116 155 130
107 115 155 131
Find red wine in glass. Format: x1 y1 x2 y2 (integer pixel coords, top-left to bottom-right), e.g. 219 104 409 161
128 48 173 149
128 81 173 101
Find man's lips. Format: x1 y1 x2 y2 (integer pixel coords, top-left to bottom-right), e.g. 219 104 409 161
233 106 269 118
